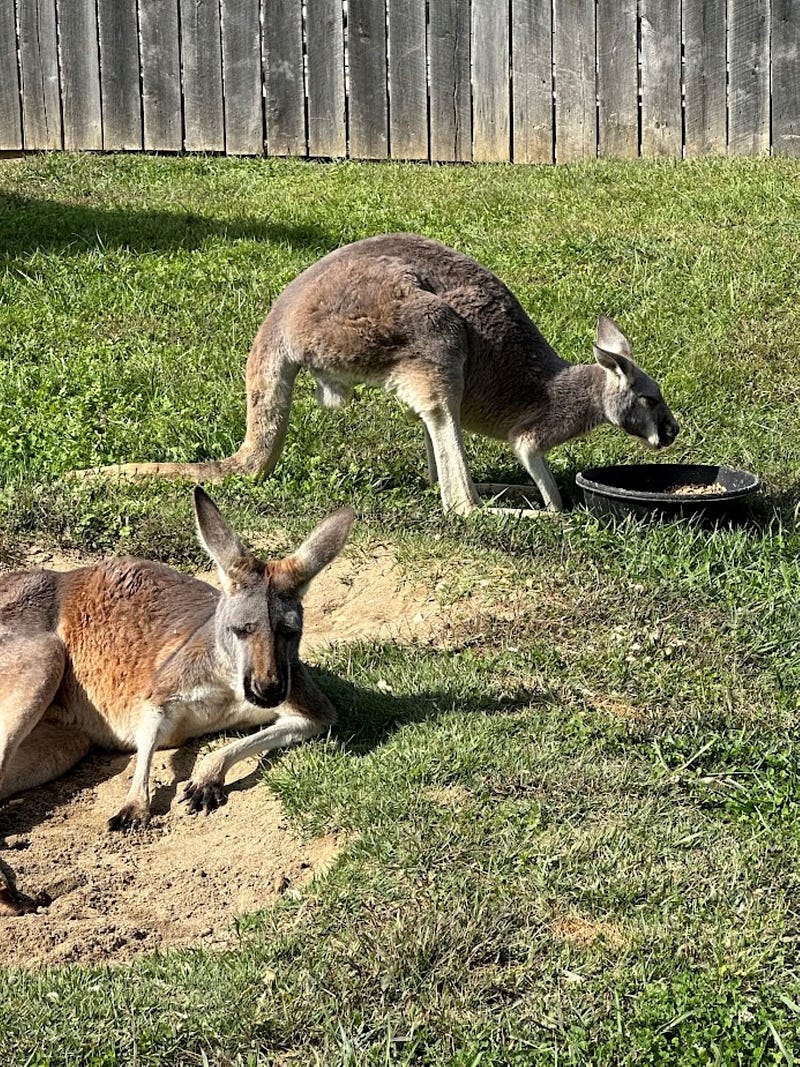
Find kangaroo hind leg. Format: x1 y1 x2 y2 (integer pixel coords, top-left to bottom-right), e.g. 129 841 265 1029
0 636 80 915
0 634 69 802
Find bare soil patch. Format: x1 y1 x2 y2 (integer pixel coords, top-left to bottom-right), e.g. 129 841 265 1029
0 751 340 968
551 911 626 949
0 543 443 968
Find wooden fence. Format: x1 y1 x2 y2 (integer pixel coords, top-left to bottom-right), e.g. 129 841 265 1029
1 0 798 162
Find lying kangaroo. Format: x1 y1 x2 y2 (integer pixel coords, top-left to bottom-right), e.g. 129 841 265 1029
84 234 679 514
0 488 353 915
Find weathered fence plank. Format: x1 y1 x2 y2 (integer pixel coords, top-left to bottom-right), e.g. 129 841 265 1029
306 0 346 157
683 0 726 157
222 0 262 155
597 0 637 158
6 0 800 162
387 0 427 160
58 0 102 150
553 0 595 162
349 0 389 159
139 0 182 152
511 0 553 164
640 0 681 157
429 0 471 162
263 0 303 156
473 0 510 162
182 0 225 152
729 0 770 156
773 0 800 156
97 0 142 150
18 0 61 149
0 0 21 150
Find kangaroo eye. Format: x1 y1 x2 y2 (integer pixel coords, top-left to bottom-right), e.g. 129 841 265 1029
232 622 258 637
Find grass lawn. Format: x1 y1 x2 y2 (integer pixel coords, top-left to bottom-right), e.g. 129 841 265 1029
0 153 798 1065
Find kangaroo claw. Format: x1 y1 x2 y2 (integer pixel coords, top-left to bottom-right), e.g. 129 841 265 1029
181 781 228 815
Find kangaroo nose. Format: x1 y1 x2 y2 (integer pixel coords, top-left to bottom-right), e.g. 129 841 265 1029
245 675 287 708
662 420 679 445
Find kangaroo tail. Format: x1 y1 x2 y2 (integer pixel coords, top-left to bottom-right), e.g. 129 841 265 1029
70 453 252 483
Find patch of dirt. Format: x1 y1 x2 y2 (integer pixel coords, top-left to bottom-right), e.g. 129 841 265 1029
588 694 647 723
551 912 626 949
0 544 446 968
0 749 341 968
301 545 442 650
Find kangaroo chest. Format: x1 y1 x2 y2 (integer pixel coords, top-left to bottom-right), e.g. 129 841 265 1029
159 684 280 748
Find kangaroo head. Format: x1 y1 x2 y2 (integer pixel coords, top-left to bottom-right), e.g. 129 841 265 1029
594 316 679 450
193 487 354 709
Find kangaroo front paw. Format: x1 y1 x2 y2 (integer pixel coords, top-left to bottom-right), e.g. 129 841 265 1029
107 803 151 832
182 780 228 815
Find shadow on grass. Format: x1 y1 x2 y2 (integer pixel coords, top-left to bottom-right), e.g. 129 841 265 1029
314 667 545 756
0 192 334 260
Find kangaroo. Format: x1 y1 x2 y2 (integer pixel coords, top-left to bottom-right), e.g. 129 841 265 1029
82 234 679 515
0 487 353 915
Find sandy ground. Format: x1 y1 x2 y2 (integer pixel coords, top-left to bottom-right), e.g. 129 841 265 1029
0 544 442 968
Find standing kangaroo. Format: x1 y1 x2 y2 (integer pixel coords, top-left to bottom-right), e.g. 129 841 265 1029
85 234 679 514
0 488 353 915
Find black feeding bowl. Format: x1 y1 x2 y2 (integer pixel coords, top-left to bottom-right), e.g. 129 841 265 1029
575 463 760 522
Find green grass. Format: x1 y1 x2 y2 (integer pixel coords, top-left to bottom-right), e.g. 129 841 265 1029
0 153 798 1065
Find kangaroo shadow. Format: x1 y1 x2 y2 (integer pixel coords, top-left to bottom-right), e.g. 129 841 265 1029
0 192 334 262
311 667 546 757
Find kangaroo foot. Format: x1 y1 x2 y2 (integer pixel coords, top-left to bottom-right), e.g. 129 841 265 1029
181 780 227 815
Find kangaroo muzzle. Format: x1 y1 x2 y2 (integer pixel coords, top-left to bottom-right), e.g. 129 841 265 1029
244 674 288 708
657 416 680 448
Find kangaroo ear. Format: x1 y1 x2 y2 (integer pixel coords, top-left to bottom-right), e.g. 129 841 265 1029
594 316 636 385
194 487 255 591
282 507 355 597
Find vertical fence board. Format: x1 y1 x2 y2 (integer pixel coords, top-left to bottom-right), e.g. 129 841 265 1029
182 0 225 151
8 2 800 162
512 0 553 164
263 0 304 155
429 0 471 161
387 0 427 159
553 0 595 162
306 0 346 156
640 0 681 157
349 0 388 159
222 0 262 155
0 0 21 149
58 0 102 149
597 0 637 158
472 0 509 162
683 0 726 157
773 0 800 156
139 0 182 151
18 0 61 148
729 0 770 155
97 0 142 149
